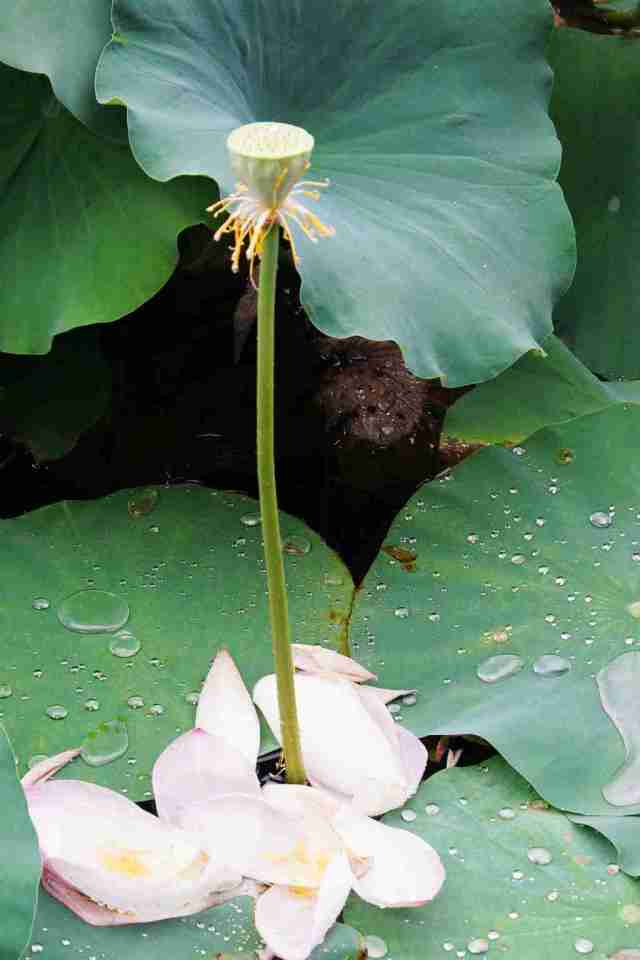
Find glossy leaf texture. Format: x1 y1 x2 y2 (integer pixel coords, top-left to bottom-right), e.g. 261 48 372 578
0 327 111 462
96 0 575 386
28 890 362 960
345 758 640 959
350 404 640 815
28 894 260 960
0 0 126 140
0 64 214 355
0 486 352 794
444 334 640 444
550 28 640 379
0 726 41 960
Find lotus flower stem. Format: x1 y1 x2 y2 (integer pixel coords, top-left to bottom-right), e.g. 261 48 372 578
209 122 334 785
256 222 306 785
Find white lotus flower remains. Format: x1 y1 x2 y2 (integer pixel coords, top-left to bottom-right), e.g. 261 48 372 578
22 646 444 960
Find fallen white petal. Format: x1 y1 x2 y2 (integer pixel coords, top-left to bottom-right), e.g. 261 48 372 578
21 749 80 788
185 792 341 888
27 779 240 922
196 648 260 765
292 644 376 682
153 728 260 826
254 673 409 816
395 725 428 799
332 809 445 908
254 852 353 960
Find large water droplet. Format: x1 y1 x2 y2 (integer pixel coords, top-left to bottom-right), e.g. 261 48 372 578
511 554 526 565
498 806 516 820
46 704 68 720
81 719 128 766
185 691 200 706
240 512 261 527
108 629 141 658
627 601 640 620
127 695 144 710
477 654 524 683
527 847 553 865
533 655 571 677
590 511 613 529
363 936 387 959
57 590 129 634
467 940 489 955
83 698 100 712
425 803 440 816
401 809 417 822
598 652 640 805
574 938 594 955
32 597 50 611
394 607 410 619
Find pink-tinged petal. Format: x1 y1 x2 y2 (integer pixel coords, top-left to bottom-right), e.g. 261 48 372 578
26 779 240 923
362 687 416 705
291 645 376 683
196 649 260 765
332 810 445 908
255 853 353 960
254 674 409 817
153 729 260 825
21 748 80 788
186 793 341 888
261 783 341 822
396 725 428 799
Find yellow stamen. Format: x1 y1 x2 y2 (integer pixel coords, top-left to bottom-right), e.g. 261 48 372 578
97 848 151 878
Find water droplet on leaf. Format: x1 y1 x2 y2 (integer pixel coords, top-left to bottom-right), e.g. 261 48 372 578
533 654 571 677
46 704 68 720
32 597 50 611
467 939 489 955
282 536 311 556
57 590 129 634
527 847 553 865
574 938 594 954
108 630 141 658
477 654 524 683
240 513 261 527
590 511 613 529
363 936 387 958
81 719 128 766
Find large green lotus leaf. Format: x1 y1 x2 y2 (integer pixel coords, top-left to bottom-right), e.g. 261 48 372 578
29 890 361 960
345 758 640 959
29 894 260 960
0 64 214 355
0 726 41 960
350 404 640 815
0 0 125 140
550 29 640 379
0 486 351 795
444 334 640 444
95 0 575 387
0 328 111 462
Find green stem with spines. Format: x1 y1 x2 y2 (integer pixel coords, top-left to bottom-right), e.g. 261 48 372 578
256 223 306 785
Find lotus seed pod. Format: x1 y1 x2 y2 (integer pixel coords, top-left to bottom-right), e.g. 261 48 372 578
227 122 314 209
